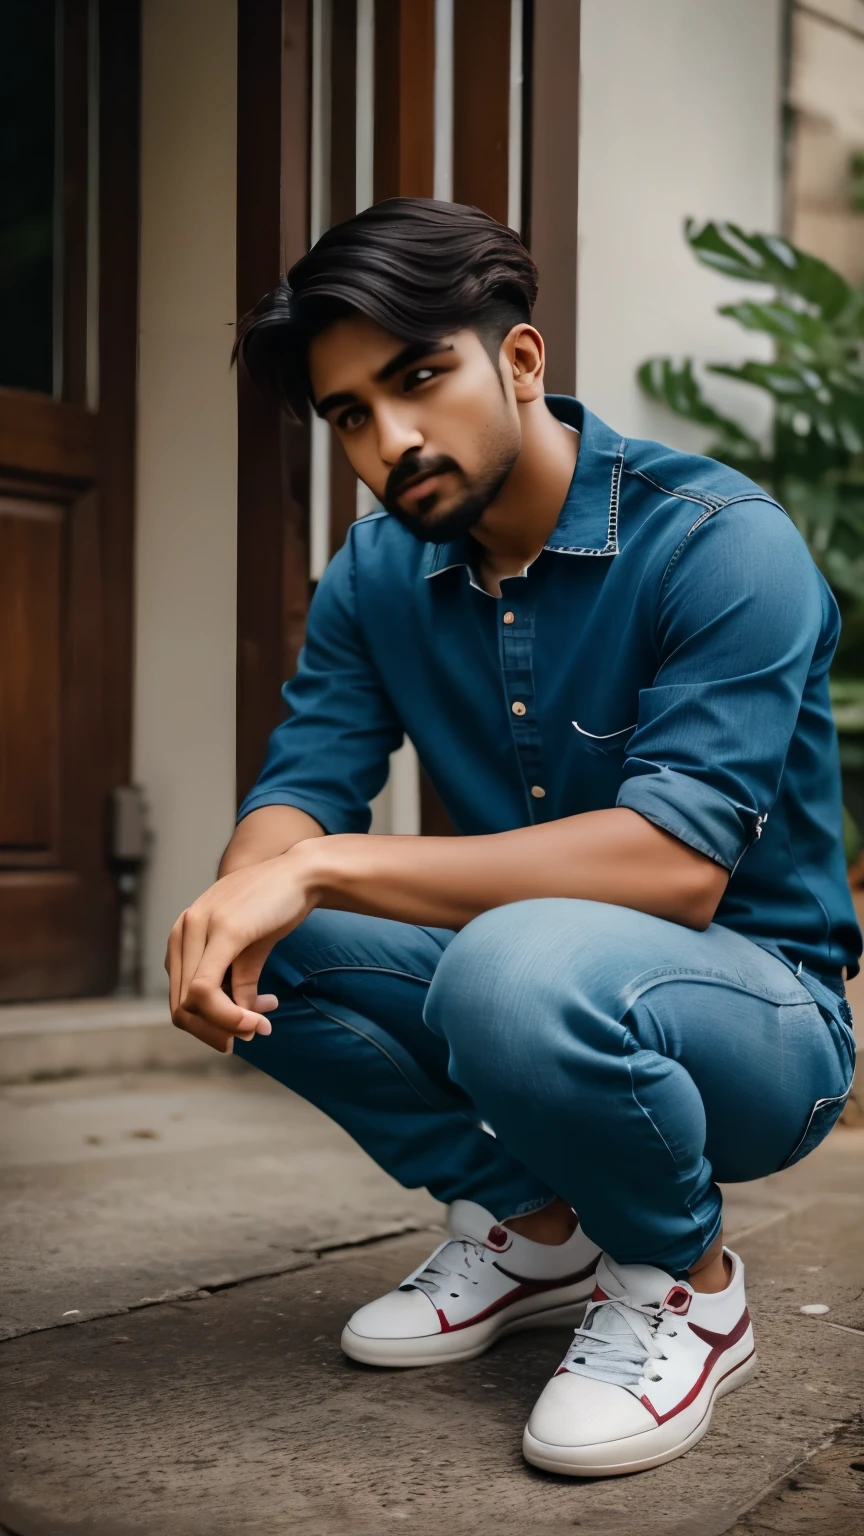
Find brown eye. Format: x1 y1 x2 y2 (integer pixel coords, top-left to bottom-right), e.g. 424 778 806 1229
339 407 367 432
404 367 437 390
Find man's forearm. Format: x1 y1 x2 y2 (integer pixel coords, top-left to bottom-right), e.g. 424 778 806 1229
219 804 325 877
295 807 728 933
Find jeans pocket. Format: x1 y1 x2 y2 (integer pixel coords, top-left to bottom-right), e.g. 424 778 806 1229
779 1090 851 1170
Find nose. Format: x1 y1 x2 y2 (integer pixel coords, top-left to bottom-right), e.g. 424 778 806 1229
374 402 424 467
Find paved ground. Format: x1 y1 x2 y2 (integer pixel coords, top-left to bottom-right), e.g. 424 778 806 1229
1 1060 863 1536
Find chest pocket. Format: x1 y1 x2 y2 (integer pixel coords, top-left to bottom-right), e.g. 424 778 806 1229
571 719 637 758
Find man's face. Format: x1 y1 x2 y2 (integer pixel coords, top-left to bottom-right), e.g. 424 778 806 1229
308 316 522 542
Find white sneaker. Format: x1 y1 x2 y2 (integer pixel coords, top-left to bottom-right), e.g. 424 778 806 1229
523 1248 756 1477
341 1199 601 1368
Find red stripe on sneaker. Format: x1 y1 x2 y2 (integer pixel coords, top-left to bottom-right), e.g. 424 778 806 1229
639 1308 752 1424
432 1259 597 1334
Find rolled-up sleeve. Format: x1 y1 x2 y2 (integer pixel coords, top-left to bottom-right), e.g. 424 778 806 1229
237 535 403 833
617 499 837 871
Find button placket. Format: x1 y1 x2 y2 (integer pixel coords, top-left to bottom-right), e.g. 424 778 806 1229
498 598 547 820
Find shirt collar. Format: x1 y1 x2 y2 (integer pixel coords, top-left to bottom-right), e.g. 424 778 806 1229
423 396 626 580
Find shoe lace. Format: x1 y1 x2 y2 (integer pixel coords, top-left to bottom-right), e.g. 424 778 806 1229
562 1295 672 1389
402 1236 490 1299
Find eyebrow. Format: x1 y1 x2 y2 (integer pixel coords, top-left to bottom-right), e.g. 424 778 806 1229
314 340 454 419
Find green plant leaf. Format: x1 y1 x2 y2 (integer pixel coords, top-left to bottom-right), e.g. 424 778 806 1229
637 357 760 452
707 360 864 452
685 220 854 320
843 805 862 864
830 677 864 731
717 300 856 365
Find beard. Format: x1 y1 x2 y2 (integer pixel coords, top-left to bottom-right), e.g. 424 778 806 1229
381 429 520 545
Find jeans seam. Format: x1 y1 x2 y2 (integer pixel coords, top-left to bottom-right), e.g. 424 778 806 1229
622 1025 720 1265
299 964 433 986
301 994 459 1115
622 966 811 1011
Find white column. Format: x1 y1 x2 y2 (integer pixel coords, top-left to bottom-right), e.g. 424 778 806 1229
576 0 783 444
134 0 238 992
433 0 454 201
507 0 523 230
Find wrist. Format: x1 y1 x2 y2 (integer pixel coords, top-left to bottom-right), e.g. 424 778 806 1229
284 833 354 906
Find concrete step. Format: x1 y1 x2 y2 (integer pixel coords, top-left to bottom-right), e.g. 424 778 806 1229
0 997 218 1085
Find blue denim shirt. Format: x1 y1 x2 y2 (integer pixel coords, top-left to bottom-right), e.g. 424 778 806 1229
240 396 862 984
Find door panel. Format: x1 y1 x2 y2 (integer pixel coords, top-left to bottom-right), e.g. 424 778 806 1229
0 499 62 853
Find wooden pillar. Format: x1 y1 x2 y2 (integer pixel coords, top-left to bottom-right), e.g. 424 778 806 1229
235 0 311 803
453 0 511 222
526 0 581 395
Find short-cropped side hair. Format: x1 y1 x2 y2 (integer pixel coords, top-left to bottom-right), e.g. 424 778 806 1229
233 197 539 419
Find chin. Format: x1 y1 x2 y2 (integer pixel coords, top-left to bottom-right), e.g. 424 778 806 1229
389 494 488 545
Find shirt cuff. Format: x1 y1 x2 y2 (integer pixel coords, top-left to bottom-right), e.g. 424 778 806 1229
617 764 756 871
235 789 370 836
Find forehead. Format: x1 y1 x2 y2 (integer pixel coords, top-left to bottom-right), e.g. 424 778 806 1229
308 315 470 399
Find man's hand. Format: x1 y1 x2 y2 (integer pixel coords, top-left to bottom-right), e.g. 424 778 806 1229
166 852 318 1053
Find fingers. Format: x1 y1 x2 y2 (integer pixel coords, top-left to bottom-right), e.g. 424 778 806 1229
172 1004 238 1054
229 939 278 1024
178 907 208 1019
184 968 270 1037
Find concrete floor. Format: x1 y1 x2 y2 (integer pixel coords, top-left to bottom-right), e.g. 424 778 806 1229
1 1061 863 1536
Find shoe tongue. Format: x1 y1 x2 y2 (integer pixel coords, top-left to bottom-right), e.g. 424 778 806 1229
446 1199 498 1245
598 1254 679 1310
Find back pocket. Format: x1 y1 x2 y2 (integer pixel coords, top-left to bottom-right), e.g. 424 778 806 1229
779 1090 850 1170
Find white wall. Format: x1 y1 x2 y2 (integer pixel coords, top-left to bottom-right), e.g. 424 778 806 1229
576 0 784 447
135 0 238 993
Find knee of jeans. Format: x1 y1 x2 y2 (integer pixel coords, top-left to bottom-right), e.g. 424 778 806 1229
423 902 554 1061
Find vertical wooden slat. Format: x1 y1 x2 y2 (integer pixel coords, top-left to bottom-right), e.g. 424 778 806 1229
280 1 314 681
452 0 510 222
236 0 311 803
527 0 580 395
97 0 140 801
328 0 359 557
374 0 435 203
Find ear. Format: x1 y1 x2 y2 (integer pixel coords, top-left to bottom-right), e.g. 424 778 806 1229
500 324 545 403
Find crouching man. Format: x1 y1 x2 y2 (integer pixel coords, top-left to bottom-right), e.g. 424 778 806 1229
167 199 859 1478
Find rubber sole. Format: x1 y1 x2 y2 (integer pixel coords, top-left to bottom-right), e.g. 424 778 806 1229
522 1348 758 1477
341 1292 591 1369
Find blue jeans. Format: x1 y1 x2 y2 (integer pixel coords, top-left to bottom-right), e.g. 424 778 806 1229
235 899 856 1275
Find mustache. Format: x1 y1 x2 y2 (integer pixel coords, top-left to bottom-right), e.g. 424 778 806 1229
385 455 463 504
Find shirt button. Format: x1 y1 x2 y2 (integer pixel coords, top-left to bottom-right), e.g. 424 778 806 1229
511 701 527 717
530 785 546 799
503 611 515 625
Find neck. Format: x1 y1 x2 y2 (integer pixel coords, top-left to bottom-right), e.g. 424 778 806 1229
471 398 578 569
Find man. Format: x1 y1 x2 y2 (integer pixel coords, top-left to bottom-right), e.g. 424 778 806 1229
167 199 859 1478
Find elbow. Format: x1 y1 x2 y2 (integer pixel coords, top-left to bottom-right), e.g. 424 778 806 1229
676 861 729 931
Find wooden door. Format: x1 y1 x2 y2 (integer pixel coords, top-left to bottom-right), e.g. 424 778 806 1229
0 2 139 1000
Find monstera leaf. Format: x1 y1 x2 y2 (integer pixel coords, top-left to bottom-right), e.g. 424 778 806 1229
637 357 761 455
685 220 858 323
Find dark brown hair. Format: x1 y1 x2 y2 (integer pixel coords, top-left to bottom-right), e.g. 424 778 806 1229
233 198 539 419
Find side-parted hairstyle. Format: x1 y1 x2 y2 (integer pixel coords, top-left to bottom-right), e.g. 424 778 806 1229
233 198 539 420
